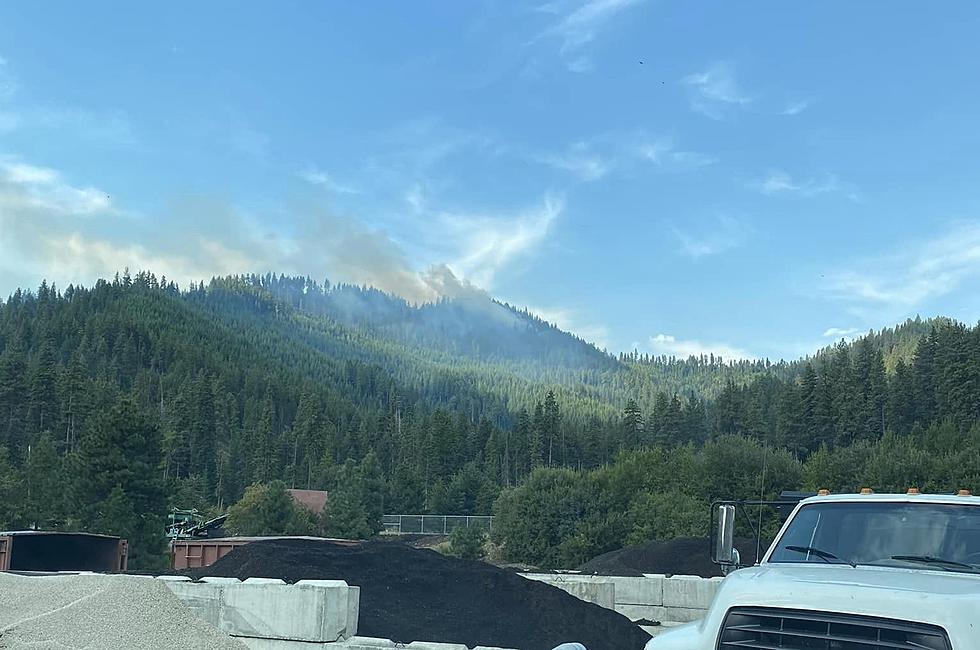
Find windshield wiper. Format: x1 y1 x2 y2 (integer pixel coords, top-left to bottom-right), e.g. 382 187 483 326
890 555 980 573
784 545 857 567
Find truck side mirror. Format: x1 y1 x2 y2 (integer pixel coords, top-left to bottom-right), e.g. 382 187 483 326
714 504 737 566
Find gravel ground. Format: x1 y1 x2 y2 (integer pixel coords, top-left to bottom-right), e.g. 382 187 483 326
0 573 245 650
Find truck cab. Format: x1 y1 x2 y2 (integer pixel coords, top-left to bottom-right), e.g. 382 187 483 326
645 491 980 649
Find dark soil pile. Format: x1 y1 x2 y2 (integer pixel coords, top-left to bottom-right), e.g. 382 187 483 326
187 538 650 650
577 536 767 577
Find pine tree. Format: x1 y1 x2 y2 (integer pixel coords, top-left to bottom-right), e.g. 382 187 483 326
359 451 385 535
662 394 684 446
622 399 644 449
24 433 64 528
292 390 321 489
543 391 561 466
71 398 167 569
828 343 861 445
0 446 24 528
713 380 742 438
776 381 805 456
888 359 915 435
529 403 544 469
26 339 59 435
188 371 216 491
0 339 28 454
912 329 939 425
325 461 371 539
251 390 276 483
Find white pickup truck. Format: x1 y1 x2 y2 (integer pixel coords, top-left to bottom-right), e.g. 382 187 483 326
645 491 980 649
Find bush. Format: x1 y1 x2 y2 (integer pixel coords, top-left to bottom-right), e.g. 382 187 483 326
625 491 705 545
225 481 318 536
448 524 487 560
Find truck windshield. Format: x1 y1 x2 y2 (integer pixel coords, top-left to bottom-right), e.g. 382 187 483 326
768 502 980 574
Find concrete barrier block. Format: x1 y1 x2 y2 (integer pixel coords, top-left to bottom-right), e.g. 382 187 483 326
524 572 665 607
243 577 287 585
519 574 616 609
612 575 663 606
296 580 350 588
347 586 360 636
661 575 720 609
556 581 616 609
662 605 707 623
155 575 192 581
405 643 469 650
340 638 397 648
200 576 243 584
165 580 358 643
164 581 225 626
615 603 669 623
219 581 355 642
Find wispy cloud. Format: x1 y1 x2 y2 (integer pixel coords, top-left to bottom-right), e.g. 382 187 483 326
754 170 859 201
363 118 495 190
299 167 358 194
532 134 716 182
0 158 111 215
0 151 561 307
444 194 563 288
681 62 752 120
538 142 610 181
404 183 426 213
822 327 862 339
824 221 980 312
672 215 748 259
566 57 594 73
648 333 755 361
782 99 811 116
638 138 717 169
534 0 644 72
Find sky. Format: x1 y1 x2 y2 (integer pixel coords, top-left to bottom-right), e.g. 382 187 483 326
2 1 980 360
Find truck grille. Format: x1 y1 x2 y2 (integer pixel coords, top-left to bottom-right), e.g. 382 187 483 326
718 607 950 650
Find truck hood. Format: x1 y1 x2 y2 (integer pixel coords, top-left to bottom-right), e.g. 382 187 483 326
730 562 980 602
646 564 980 649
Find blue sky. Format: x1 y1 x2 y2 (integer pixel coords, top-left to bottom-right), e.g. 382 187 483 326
2 1 980 360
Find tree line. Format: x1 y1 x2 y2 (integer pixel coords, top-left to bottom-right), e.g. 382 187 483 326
0 273 977 568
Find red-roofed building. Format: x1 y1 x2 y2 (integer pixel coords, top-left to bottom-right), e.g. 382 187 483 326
287 489 328 514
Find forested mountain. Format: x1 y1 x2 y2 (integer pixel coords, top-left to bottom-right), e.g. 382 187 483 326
808 317 945 372
232 274 615 371
0 272 977 568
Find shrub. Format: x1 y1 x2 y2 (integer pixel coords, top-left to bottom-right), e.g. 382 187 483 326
448 524 487 560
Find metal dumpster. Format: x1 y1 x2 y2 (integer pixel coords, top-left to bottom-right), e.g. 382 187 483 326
0 531 128 572
171 536 360 570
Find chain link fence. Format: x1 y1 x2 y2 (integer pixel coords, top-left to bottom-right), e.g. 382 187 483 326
382 514 494 535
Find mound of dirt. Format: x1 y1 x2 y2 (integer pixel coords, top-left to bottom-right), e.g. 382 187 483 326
577 537 768 577
187 538 650 650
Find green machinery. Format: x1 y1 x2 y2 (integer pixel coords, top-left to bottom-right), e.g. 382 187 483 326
166 508 228 540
